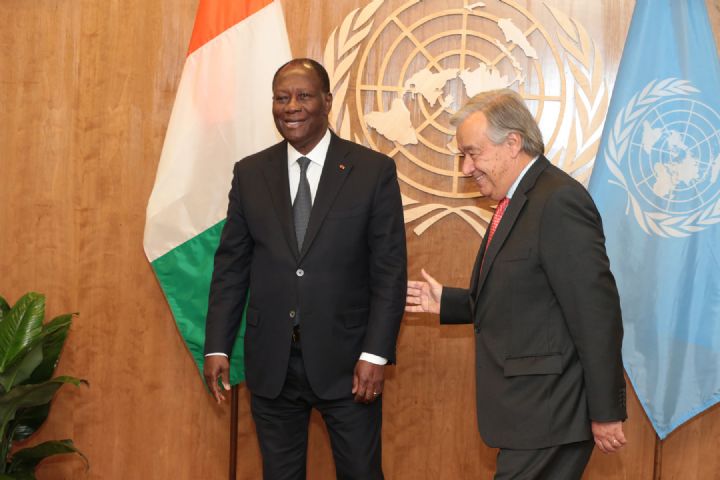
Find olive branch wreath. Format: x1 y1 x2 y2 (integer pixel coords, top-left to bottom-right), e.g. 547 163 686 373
602 77 720 238
546 4 608 187
323 1 608 236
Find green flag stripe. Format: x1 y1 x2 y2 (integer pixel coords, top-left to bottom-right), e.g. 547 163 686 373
151 220 246 385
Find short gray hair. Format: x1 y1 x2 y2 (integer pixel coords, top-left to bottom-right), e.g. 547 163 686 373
450 89 544 157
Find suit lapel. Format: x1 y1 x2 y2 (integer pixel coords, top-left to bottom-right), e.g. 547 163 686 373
474 156 550 300
261 142 300 258
299 132 353 260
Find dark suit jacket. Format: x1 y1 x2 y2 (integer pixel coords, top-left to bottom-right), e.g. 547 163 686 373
205 132 407 400
441 156 626 449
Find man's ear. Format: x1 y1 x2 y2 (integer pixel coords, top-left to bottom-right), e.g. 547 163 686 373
506 131 523 157
324 92 333 114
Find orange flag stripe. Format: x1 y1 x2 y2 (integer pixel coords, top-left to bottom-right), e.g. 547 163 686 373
188 0 274 56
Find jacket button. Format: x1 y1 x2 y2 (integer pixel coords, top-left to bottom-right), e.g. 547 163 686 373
296 269 304 277
289 310 296 318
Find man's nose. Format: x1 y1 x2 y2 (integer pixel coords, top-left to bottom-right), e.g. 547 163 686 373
461 156 475 175
285 95 301 111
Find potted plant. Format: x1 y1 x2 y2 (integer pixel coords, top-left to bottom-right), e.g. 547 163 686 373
0 292 88 479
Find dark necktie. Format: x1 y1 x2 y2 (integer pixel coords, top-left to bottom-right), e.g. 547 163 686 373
293 157 312 250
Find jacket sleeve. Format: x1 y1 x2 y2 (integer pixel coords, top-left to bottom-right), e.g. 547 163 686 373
540 184 627 422
361 157 407 363
204 162 254 356
440 287 474 325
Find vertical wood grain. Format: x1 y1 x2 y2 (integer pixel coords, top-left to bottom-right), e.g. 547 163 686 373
0 1 718 479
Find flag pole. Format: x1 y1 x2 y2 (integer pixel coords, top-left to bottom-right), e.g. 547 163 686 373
652 435 662 480
229 385 239 480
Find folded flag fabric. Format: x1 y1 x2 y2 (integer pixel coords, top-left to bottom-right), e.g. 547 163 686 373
589 0 720 438
144 0 292 385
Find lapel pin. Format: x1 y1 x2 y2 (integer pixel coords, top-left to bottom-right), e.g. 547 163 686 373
339 164 346 171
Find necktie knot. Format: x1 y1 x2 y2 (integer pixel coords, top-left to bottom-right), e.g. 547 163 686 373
487 197 510 245
297 156 310 173
495 196 510 217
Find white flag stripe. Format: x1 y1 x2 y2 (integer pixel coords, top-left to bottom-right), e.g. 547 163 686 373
144 2 291 262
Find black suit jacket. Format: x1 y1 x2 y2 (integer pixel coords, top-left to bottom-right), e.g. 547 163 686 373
205 132 407 400
441 156 626 449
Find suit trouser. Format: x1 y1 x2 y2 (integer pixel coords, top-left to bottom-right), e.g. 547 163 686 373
494 439 595 480
250 342 383 480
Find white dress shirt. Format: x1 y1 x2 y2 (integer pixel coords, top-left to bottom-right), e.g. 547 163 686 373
506 156 538 199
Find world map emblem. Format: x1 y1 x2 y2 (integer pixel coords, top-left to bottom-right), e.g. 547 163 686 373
604 78 720 237
323 0 609 236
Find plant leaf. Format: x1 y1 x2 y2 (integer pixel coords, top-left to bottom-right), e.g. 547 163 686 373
8 439 88 474
0 294 45 374
0 377 87 444
9 404 50 442
0 474 34 480
27 314 73 385
0 296 9 319
0 345 43 392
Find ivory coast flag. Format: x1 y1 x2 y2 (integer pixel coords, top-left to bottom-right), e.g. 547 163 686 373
143 0 292 385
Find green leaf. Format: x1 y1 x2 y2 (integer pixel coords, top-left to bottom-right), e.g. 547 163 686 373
4 314 75 442
9 404 50 442
0 377 86 445
27 314 73 385
0 297 9 318
0 474 34 480
0 296 84 479
0 345 43 392
0 294 45 375
7 439 88 474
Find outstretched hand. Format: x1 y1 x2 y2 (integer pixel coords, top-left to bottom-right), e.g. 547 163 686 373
406 269 443 314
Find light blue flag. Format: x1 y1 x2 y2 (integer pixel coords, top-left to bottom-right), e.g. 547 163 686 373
588 0 720 439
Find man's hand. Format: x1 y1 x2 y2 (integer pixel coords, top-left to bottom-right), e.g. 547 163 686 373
591 421 626 454
352 360 385 404
204 355 231 403
406 269 443 314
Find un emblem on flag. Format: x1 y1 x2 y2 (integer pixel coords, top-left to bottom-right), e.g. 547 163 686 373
605 78 720 237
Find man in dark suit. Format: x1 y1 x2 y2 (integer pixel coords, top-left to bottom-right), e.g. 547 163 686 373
203 58 407 480
406 89 626 479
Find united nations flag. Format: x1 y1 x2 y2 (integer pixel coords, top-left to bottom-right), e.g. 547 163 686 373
589 0 720 439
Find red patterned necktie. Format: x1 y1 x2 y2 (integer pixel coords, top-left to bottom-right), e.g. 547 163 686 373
486 197 510 247
480 197 510 273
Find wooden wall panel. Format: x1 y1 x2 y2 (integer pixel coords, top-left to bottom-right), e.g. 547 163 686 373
0 0 718 479
660 405 720 479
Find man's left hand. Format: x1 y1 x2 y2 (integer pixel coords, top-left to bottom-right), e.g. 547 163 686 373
591 420 626 454
352 360 385 404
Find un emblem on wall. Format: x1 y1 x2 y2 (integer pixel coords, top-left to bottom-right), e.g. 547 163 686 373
324 0 609 236
605 78 720 237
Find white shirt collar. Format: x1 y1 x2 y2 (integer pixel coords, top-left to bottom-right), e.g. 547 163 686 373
506 156 539 199
287 129 331 168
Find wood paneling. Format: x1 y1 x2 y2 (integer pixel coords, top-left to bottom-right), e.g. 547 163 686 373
0 0 718 478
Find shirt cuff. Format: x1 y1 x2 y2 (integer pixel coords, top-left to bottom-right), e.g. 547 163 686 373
359 352 387 365
205 352 228 358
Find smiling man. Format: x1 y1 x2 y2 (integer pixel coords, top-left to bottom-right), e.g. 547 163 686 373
203 58 407 480
406 89 627 479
